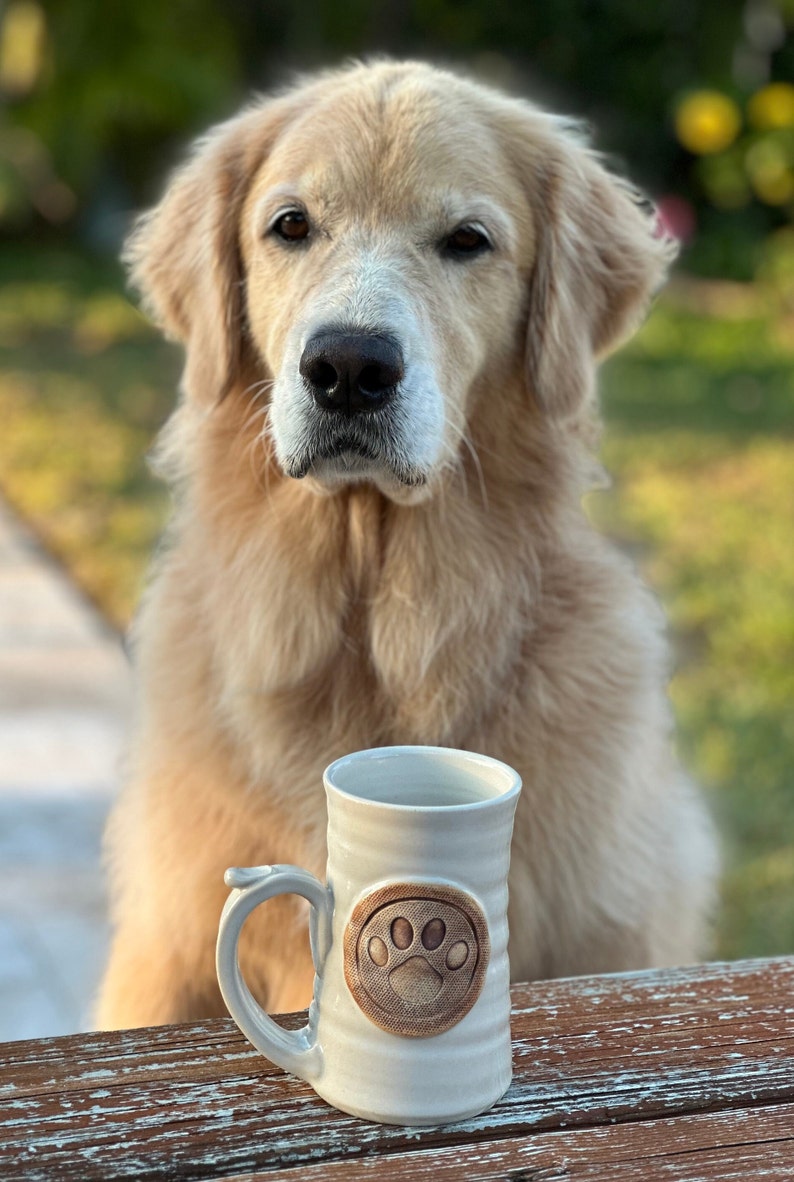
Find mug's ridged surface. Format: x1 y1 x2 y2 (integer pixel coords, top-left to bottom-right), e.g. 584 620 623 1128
315 755 519 1124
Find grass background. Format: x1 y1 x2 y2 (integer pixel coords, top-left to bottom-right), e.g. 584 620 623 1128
1 246 792 961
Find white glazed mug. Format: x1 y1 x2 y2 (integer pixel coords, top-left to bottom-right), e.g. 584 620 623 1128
216 745 522 1125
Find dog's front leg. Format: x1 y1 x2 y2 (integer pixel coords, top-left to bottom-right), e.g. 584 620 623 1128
95 926 227 1030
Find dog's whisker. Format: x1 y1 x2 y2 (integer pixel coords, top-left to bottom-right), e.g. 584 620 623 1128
439 420 490 511
252 410 279 503
240 376 275 403
242 425 269 497
460 432 489 512
236 390 280 500
241 403 271 439
238 382 276 420
442 446 469 506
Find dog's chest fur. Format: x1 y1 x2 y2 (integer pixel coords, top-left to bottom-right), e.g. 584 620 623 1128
134 388 675 924
191 467 535 787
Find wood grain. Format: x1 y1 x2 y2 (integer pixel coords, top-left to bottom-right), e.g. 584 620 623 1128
229 1104 794 1180
1 958 792 1181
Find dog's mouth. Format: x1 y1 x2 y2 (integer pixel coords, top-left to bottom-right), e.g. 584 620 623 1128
282 418 427 488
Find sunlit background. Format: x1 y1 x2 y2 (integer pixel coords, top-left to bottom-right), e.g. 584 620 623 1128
1 0 793 970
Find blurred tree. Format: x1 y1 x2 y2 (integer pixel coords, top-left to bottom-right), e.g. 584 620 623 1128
1 0 792 277
1 0 241 237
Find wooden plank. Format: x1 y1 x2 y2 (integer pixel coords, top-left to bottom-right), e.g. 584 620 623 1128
0 959 792 1181
225 1103 794 1180
0 1015 299 1097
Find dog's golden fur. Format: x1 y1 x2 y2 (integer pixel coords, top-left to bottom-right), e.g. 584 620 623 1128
96 61 716 1028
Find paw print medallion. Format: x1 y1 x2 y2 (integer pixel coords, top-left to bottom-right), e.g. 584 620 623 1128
343 882 490 1037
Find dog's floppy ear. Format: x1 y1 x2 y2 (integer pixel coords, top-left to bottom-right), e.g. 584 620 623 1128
124 100 294 405
518 119 676 421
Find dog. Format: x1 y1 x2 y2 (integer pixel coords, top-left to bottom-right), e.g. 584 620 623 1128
96 60 717 1029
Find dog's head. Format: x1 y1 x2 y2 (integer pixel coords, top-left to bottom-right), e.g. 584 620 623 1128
128 61 674 504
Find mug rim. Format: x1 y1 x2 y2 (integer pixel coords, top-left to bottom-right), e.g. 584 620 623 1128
323 744 522 812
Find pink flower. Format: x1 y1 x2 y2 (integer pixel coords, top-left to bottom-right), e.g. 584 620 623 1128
655 194 697 244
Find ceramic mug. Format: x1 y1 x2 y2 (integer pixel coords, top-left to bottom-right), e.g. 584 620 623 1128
215 745 522 1125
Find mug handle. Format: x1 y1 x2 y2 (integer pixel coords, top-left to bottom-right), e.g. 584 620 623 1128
216 864 332 1084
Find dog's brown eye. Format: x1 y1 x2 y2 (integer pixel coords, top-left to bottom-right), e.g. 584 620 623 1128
272 210 310 242
443 225 491 258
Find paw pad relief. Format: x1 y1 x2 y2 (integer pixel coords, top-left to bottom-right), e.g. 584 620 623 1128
343 883 490 1037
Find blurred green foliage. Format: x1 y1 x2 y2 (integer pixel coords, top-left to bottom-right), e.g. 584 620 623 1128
0 249 792 960
594 287 794 959
0 246 175 619
1 0 794 276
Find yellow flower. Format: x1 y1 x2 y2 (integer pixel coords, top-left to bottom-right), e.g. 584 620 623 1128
745 139 794 205
0 1 45 95
748 83 794 130
675 91 742 155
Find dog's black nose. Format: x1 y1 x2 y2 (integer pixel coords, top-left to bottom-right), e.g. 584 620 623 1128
299 332 403 413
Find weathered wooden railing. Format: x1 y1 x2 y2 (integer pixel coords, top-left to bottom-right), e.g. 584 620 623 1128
1 958 792 1179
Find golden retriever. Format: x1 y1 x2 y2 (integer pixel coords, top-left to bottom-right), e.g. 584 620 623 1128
96 60 717 1029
